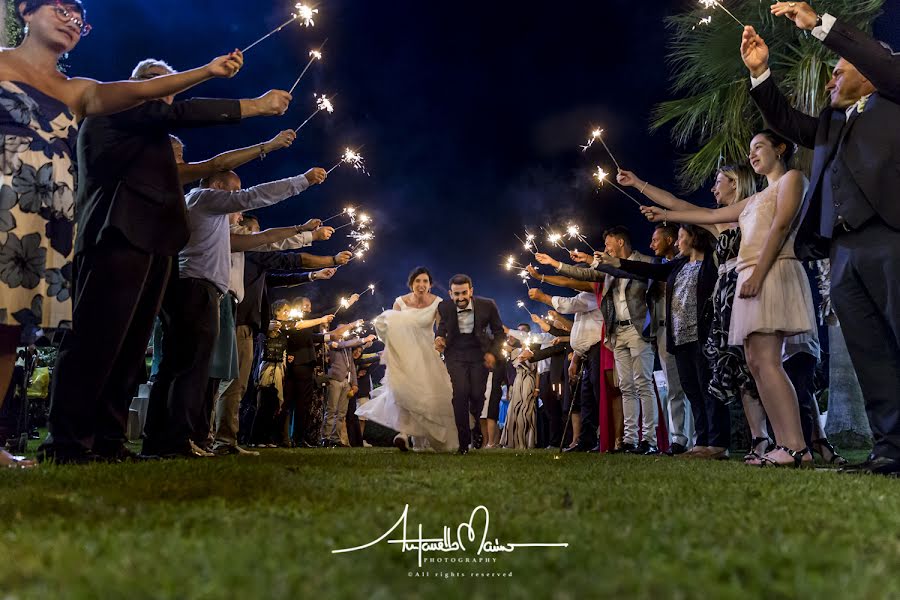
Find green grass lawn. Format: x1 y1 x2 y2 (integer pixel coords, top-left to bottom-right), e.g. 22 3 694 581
2 447 899 599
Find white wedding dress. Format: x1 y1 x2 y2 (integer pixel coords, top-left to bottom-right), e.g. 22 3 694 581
355 296 459 452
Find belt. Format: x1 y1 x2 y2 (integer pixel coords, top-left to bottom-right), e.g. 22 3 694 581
616 319 633 327
658 320 666 327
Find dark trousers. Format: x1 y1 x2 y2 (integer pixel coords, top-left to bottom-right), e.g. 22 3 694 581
830 220 900 460
577 343 601 449
250 386 280 445
784 352 819 448
486 360 505 421
447 359 489 450
196 377 220 446
346 395 363 447
42 233 171 455
540 372 563 447
143 277 220 454
675 340 730 448
281 363 316 445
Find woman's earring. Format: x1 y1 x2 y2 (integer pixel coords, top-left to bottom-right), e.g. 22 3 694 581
23 24 29 36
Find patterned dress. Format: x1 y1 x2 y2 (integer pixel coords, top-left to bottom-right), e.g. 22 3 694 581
0 81 77 338
703 227 756 402
499 347 537 449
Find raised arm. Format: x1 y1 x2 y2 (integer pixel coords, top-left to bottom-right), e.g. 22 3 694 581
195 170 324 215
590 254 679 282
526 263 595 292
178 130 297 185
738 171 805 298
742 26 819 148
67 52 245 119
230 227 304 252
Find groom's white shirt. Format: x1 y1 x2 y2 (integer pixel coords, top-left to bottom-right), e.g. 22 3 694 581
457 300 475 334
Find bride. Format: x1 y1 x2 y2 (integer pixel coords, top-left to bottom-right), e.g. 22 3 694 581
356 267 458 452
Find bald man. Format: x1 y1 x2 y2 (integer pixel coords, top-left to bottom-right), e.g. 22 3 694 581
142 167 326 458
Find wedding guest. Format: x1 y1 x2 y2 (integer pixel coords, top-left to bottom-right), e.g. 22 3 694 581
643 130 816 467
618 165 764 458
499 344 538 449
350 346 381 445
171 130 297 185
321 332 375 447
143 167 326 458
283 297 360 447
567 226 731 459
743 4 900 475
0 0 245 466
527 285 603 452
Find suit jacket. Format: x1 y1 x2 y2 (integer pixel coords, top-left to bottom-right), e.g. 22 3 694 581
749 19 900 259
435 296 504 361
236 251 312 333
556 252 655 342
75 99 242 257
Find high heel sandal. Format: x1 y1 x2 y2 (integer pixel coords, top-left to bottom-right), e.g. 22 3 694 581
743 437 772 463
811 438 848 466
754 445 811 469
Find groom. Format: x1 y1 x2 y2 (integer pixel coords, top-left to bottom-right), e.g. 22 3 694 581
434 275 504 454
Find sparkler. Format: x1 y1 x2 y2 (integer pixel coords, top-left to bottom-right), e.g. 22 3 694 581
547 231 572 253
242 3 318 53
334 212 371 233
327 148 369 176
579 127 621 171
352 283 377 297
515 300 533 319
287 308 305 321
698 0 745 28
566 224 597 253
503 255 526 271
335 296 352 315
322 206 356 224
288 39 327 95
594 166 642 207
294 93 335 133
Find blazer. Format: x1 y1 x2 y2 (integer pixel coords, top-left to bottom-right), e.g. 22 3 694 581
75 98 242 257
612 255 717 354
237 251 312 334
556 252 655 342
435 296 504 360
749 18 900 259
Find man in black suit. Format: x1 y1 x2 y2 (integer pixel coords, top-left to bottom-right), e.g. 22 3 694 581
39 58 291 463
434 274 504 454
743 3 900 476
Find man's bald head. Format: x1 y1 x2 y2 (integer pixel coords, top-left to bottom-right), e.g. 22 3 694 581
201 171 241 191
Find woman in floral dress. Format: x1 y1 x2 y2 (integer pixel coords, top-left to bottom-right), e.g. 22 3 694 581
0 0 244 468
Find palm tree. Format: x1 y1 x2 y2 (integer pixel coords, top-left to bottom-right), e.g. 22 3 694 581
652 0 883 192
652 0 883 448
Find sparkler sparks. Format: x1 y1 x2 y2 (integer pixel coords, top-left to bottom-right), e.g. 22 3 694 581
698 0 745 28
579 127 621 171
327 148 369 176
294 93 335 133
547 231 571 252
242 3 319 53
516 300 533 318
287 308 304 321
323 206 357 224
594 166 643 207
566 224 597 253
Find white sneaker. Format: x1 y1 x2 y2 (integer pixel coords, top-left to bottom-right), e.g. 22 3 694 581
363 441 373 448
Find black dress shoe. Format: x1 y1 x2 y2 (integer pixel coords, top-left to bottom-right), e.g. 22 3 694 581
839 454 900 477
95 445 160 463
618 443 638 454
665 442 687 456
642 444 660 456
457 448 469 455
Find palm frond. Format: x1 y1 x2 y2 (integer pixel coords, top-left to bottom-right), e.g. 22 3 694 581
654 0 884 192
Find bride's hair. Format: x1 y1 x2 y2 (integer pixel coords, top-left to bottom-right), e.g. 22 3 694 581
407 266 433 289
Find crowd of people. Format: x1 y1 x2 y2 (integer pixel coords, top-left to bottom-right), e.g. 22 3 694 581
0 1 897 478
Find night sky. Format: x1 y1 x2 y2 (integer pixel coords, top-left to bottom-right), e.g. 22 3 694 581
67 1 900 322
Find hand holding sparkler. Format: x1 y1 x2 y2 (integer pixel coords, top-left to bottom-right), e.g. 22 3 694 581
534 253 561 270
244 90 292 117
242 3 318 53
569 250 594 264
303 167 327 185
593 252 621 269
310 268 336 281
594 166 643 207
206 50 245 79
565 224 596 253
740 26 770 78
312 226 335 241
527 288 553 305
640 205 671 225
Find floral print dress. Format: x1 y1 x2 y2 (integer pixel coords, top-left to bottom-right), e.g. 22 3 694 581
0 81 77 337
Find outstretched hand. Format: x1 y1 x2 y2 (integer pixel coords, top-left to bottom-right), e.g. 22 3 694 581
616 169 642 188
640 205 666 223
534 253 560 269
769 2 818 30
304 168 327 185
265 129 296 152
569 250 593 264
740 26 770 78
593 252 621 268
207 50 244 78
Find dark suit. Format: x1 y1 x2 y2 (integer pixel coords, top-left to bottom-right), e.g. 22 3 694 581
750 19 900 460
41 99 241 459
435 297 504 450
